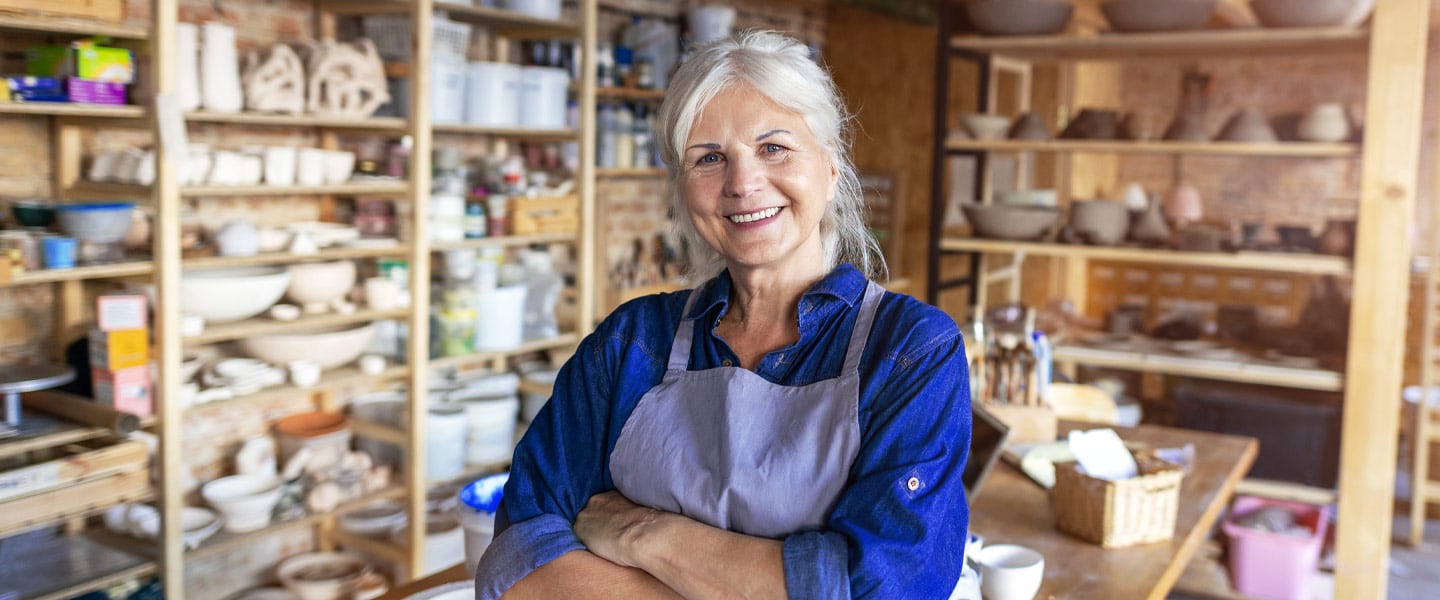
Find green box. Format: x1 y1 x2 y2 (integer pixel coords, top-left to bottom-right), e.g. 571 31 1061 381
24 42 133 84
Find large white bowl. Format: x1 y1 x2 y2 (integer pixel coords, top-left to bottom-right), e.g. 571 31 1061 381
237 323 377 369
182 267 292 323
201 475 283 533
286 261 357 305
276 551 371 600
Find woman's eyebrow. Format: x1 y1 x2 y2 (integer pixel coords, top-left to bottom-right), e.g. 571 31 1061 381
686 142 722 152
756 129 791 141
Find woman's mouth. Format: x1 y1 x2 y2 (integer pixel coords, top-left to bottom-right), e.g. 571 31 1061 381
728 207 781 224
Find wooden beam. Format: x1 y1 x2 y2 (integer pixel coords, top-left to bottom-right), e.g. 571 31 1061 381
578 0 598 332
1336 0 1432 596
406 0 435 581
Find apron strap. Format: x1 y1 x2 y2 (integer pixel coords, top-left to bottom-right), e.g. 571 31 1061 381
842 281 885 375
667 284 706 372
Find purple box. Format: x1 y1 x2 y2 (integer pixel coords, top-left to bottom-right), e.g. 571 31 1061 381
67 78 127 105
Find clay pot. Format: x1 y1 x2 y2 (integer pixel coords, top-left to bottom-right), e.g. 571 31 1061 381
1060 108 1119 140
1275 225 1318 253
1318 219 1356 256
963 204 1061 241
1163 184 1204 228
1270 113 1303 142
962 113 1012 140
1297 103 1351 143
1070 200 1130 246
1176 225 1227 253
1101 0 1217 32
1009 112 1051 140
965 0 1074 36
1120 110 1164 142
1216 108 1278 143
1130 195 1172 246
1164 112 1211 142
1251 0 1364 28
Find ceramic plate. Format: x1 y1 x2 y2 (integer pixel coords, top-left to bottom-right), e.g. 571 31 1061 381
405 581 473 600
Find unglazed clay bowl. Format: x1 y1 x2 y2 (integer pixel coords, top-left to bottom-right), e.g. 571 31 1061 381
285 260 357 306
1069 200 1130 246
238 323 377 369
1217 108 1279 143
965 0 1074 36
963 204 1061 241
1009 112 1051 140
1251 0 1361 27
181 267 292 323
961 113 1013 141
1102 0 1217 32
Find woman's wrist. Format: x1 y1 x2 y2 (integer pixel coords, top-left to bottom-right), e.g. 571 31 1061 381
624 508 682 573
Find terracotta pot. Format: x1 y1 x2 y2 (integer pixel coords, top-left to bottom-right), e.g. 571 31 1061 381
1297 103 1351 143
1163 184 1204 227
1216 108 1278 143
1009 112 1051 140
1130 195 1172 246
1060 108 1119 140
1070 201 1130 246
275 411 349 438
964 0 1074 36
1318 219 1356 256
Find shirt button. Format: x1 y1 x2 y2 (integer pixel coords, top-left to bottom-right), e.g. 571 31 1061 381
907 477 920 491
722 359 732 367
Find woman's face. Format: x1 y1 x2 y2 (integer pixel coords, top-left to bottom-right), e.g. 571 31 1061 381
680 81 837 278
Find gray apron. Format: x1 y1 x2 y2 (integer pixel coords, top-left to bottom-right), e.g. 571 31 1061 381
609 281 883 538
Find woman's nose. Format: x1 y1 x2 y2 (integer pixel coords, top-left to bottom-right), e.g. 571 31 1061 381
722 155 764 198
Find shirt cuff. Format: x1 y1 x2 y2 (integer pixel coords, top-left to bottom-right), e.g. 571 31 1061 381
782 531 850 600
474 513 586 600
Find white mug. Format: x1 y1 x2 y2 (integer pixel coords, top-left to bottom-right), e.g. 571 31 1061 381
296 148 327 186
264 146 297 186
287 359 321 388
365 277 401 310
979 544 1045 600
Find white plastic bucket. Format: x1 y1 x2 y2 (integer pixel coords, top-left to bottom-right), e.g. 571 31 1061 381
461 394 519 465
427 404 469 481
504 0 560 19
474 285 527 350
457 473 509 576
465 61 521 127
423 513 466 577
518 66 569 129
688 6 736 45
521 368 557 422
431 57 467 124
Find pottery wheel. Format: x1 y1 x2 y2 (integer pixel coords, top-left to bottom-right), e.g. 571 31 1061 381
0 363 76 437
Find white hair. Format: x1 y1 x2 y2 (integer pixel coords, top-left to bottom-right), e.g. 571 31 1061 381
655 30 886 284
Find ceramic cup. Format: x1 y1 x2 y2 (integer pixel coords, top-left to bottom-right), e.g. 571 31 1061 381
965 532 986 566
979 544 1045 600
264 147 297 186
360 354 386 375
288 360 321 388
365 277 401 310
296 148 327 186
42 236 77 269
323 150 356 185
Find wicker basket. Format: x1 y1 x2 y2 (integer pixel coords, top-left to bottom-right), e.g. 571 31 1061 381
510 194 579 235
363 15 472 61
1051 450 1182 548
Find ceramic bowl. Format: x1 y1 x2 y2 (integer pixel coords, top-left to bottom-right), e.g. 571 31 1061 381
276 551 371 600
201 475 283 533
1060 108 1120 140
258 227 293 253
965 0 1074 36
1217 108 1279 143
54 202 135 243
288 222 360 248
1101 0 1217 32
285 261 357 306
1069 200 1130 246
994 189 1059 208
10 200 55 228
181 267 292 323
125 505 223 549
1250 0 1361 27
1009 112 1050 140
963 204 1061 241
238 323 377 369
322 151 356 185
228 589 301 600
961 113 1012 141
337 500 407 538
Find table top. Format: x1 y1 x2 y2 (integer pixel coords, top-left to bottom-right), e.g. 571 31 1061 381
970 422 1258 600
0 363 74 394
378 564 469 600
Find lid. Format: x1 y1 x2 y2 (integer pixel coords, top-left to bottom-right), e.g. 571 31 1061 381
54 202 135 211
459 473 509 513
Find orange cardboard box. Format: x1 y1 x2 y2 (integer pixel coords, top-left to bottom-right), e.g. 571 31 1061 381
88 328 148 370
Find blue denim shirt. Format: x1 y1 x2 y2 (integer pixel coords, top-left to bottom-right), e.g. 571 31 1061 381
475 264 972 599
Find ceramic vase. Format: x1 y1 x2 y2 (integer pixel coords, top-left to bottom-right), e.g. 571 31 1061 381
1297 103 1350 143
176 23 201 111
201 22 244 113
1164 184 1204 228
1130 194 1172 246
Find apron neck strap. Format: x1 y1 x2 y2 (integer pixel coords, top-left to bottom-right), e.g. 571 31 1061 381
668 284 706 371
842 281 885 375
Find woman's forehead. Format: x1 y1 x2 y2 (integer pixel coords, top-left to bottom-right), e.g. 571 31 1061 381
688 83 811 141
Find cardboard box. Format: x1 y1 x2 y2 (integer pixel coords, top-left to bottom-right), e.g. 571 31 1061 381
96 294 148 331
26 42 134 83
88 328 148 370
92 365 152 416
0 0 124 23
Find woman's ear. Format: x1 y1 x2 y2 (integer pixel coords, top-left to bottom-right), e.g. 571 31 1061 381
827 158 840 203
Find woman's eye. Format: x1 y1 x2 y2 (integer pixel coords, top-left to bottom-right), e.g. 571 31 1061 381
697 153 721 164
763 143 786 153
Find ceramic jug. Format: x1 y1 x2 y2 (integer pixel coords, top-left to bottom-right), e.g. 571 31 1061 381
201 22 244 113
1297 103 1350 143
176 23 201 111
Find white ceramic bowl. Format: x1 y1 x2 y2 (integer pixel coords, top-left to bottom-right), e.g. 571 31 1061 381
227 588 301 600
55 202 136 243
288 222 360 248
322 151 356 185
124 505 223 549
276 551 370 600
337 500 407 538
286 261 357 306
182 267 292 323
962 113 1013 140
238 323 377 369
201 475 283 533
258 227 293 253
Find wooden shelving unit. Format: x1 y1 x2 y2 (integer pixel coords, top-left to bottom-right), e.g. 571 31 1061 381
950 26 1370 61
594 86 666 101
429 232 577 251
2 261 154 288
184 365 409 415
183 308 410 346
1052 344 1343 392
596 167 665 177
943 138 1360 158
187 486 406 560
180 181 410 197
182 246 409 269
0 103 145 119
427 333 582 371
0 15 150 39
938 237 1352 276
431 123 580 139
185 111 408 131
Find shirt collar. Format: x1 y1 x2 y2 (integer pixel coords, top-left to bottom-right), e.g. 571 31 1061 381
685 263 867 321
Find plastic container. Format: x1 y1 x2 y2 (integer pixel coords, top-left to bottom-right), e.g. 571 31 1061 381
431 57 467 124
474 285 527 350
54 202 135 243
505 0 560 19
518 66 569 129
521 368 557 422
41 236 77 269
465 61 522 127
457 394 519 465
1222 495 1330 600
427 403 469 481
457 473 509 575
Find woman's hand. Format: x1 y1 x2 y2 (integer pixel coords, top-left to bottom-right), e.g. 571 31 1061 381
575 490 669 568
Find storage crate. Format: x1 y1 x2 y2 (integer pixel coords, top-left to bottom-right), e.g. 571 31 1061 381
363 15 472 61
1051 450 1182 548
510 194 579 235
0 438 150 533
1222 495 1329 600
0 0 123 23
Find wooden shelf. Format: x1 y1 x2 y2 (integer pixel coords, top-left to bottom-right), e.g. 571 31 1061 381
181 181 409 197
938 237 1352 276
428 333 581 371
1053 344 1343 391
5 530 156 600
184 308 411 346
594 86 666 101
328 528 409 564
185 365 409 415
432 123 579 140
0 420 114 460
434 2 580 37
950 27 1370 61
943 138 1360 158
0 15 149 39
430 232 577 251
3 260 153 287
0 103 145 119
187 485 406 560
596 167 666 177
65 181 152 200
183 246 409 269
185 111 408 131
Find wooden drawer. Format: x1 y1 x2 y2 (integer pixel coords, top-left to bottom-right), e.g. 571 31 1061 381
0 438 150 533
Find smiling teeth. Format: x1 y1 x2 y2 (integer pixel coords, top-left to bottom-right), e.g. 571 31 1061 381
729 207 780 223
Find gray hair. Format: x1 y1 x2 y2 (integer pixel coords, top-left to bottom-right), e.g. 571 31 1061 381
655 30 886 284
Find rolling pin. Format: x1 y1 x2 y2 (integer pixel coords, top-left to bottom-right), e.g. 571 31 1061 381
21 390 141 434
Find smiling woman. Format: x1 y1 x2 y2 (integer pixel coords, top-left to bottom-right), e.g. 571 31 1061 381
476 31 975 600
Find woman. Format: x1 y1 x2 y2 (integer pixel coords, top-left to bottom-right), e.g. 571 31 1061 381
476 31 972 599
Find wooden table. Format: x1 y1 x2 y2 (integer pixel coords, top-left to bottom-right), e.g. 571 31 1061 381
971 422 1257 600
377 564 470 599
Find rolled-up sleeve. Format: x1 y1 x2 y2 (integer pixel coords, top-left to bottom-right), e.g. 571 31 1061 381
782 323 971 599
473 326 617 599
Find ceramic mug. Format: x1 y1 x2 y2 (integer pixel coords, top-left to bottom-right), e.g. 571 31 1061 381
979 544 1045 600
365 277 401 310
296 148 327 186
264 147 298 186
288 359 321 388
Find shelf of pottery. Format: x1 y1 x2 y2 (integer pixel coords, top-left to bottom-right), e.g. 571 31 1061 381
929 1 1384 395
0 0 597 597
